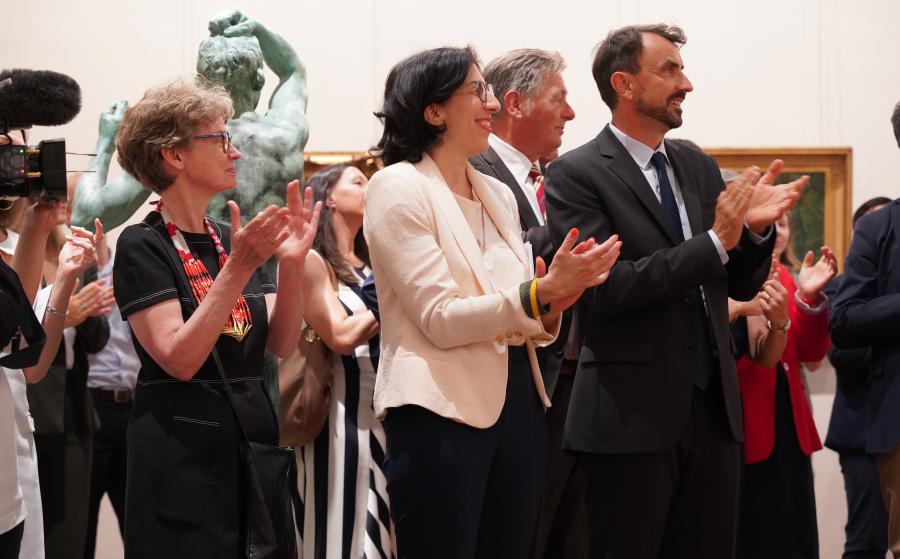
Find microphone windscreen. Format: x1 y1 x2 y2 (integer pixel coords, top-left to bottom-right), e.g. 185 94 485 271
0 69 82 128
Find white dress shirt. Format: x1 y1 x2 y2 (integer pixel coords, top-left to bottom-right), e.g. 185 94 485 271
488 134 545 226
608 123 729 264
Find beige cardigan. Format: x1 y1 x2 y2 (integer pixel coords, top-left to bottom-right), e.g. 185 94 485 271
363 153 558 429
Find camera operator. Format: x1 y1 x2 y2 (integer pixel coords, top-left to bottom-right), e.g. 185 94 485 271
0 128 101 558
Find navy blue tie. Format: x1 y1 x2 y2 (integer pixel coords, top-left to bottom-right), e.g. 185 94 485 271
649 151 714 390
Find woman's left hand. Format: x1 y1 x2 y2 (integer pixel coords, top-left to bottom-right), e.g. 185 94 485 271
796 245 837 300
274 180 322 266
58 233 97 278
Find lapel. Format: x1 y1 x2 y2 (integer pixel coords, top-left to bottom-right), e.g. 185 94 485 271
469 165 529 270
479 147 540 230
596 125 679 246
414 154 495 294
665 140 705 236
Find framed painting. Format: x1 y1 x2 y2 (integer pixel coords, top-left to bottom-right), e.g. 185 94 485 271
705 147 853 266
303 151 383 182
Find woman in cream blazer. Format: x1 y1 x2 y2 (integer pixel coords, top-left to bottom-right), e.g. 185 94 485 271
364 46 620 558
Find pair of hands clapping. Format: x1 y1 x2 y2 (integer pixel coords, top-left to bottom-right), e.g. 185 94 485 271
713 159 808 251
61 219 113 326
535 229 622 321
227 180 322 273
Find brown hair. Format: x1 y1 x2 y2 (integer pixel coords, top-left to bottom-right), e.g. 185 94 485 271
116 78 234 193
591 24 686 110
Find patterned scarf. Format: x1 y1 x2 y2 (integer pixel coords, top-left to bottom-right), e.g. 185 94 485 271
156 201 252 342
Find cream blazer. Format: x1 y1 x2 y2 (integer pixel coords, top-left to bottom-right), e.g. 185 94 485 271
363 153 559 428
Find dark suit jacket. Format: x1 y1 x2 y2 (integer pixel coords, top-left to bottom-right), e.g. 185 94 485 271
545 126 772 454
470 146 570 397
470 147 554 262
823 276 871 453
830 199 900 454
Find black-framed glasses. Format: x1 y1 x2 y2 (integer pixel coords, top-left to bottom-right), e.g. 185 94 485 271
192 130 232 153
468 81 495 103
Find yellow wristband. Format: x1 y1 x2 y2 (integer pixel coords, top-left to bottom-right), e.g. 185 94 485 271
529 278 540 320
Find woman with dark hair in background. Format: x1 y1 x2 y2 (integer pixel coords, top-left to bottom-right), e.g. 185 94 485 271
295 163 390 558
364 46 621 557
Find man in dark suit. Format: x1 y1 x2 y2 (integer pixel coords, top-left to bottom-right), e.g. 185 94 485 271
545 24 803 557
831 186 900 554
470 48 584 558
825 196 892 559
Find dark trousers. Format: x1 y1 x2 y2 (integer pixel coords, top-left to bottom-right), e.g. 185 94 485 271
84 394 131 558
0 521 23 559
35 429 92 559
530 370 589 559
383 348 548 558
581 380 741 559
839 451 888 559
737 370 818 559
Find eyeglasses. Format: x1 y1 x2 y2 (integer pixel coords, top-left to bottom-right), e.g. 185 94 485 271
468 81 495 103
192 131 232 153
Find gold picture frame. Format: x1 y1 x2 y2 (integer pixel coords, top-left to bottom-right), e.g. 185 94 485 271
705 147 853 266
303 151 383 182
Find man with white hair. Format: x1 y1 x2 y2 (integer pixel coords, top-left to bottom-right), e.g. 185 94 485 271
469 48 585 558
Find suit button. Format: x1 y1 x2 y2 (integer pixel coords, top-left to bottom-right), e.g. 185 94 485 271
496 336 504 343
506 333 513 339
514 331 523 337
684 293 695 304
683 344 695 354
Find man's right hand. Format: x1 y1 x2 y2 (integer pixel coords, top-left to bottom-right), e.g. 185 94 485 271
99 100 128 140
711 166 761 251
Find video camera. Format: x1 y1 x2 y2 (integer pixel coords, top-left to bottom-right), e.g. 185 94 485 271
0 69 82 201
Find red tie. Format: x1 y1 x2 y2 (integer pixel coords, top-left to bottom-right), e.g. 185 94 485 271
529 164 546 219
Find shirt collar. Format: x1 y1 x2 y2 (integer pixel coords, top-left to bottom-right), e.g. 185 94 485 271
608 122 669 171
488 133 535 186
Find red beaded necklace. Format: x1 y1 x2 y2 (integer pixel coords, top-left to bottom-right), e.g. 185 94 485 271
156 202 252 342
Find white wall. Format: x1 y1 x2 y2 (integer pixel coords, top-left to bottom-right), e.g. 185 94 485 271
8 0 900 228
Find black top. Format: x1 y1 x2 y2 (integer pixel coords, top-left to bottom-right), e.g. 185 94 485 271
115 212 276 384
113 211 278 558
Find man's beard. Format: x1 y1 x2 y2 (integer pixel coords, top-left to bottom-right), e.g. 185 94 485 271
636 95 684 129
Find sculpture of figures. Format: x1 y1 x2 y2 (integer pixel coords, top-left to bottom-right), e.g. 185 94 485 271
71 8 309 230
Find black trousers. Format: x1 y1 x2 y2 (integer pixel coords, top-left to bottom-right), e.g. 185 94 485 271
839 451 888 559
35 428 92 559
383 347 548 559
0 521 23 559
84 394 131 559
530 370 589 559
737 369 818 559
581 379 742 559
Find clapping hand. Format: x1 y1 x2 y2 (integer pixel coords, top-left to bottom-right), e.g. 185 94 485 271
65 278 115 327
536 229 621 318
712 167 762 250
745 160 808 233
757 279 790 329
274 180 322 266
796 246 837 301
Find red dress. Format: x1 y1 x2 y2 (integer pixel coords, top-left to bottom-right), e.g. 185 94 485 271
736 263 829 464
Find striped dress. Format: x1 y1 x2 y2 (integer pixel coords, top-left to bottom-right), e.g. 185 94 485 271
296 269 394 558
